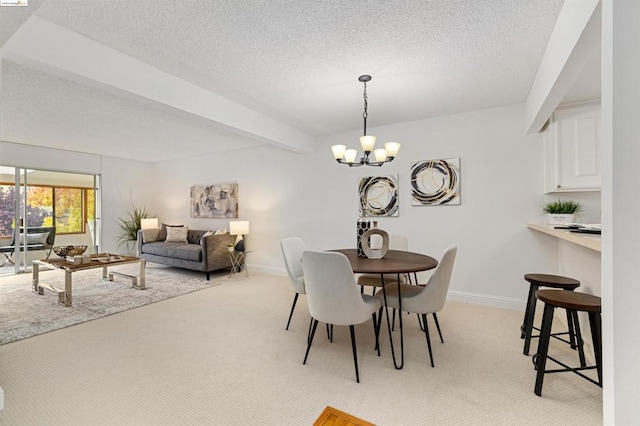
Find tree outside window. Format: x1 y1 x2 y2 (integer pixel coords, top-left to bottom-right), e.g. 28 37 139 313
0 184 95 237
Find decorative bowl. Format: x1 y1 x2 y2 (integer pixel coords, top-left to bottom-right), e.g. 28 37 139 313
52 245 88 257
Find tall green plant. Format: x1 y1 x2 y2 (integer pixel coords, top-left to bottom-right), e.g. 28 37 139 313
542 199 584 215
117 205 153 247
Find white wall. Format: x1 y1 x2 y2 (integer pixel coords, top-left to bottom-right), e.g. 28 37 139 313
602 1 640 422
152 103 598 308
0 141 156 256
100 156 155 254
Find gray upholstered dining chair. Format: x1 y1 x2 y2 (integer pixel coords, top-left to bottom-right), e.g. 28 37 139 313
301 250 382 383
357 234 409 294
281 237 307 331
377 246 457 368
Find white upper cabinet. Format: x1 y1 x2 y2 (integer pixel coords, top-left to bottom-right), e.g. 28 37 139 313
544 101 601 193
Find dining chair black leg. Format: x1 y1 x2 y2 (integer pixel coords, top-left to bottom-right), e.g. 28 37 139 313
417 314 425 331
286 293 299 330
349 325 360 383
326 323 333 343
372 312 380 356
303 319 319 365
432 313 444 343
374 306 383 352
421 314 435 368
307 317 314 344
371 287 376 296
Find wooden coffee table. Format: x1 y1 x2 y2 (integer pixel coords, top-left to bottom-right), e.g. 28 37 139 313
32 253 146 307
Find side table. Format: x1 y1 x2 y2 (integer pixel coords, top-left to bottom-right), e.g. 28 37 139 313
228 250 250 278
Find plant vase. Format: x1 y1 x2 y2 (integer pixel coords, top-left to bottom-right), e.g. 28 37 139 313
547 213 575 225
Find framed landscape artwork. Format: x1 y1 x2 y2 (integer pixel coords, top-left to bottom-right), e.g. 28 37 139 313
359 175 399 217
410 158 461 206
190 183 238 218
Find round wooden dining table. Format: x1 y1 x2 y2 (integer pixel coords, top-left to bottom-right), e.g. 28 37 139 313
331 249 438 369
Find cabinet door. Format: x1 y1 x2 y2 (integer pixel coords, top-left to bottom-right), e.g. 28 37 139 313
545 102 601 192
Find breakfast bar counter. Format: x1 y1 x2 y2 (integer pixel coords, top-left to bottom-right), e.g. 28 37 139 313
527 222 601 357
527 223 601 252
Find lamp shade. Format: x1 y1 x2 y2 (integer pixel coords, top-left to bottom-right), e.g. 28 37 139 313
230 220 250 236
359 135 377 152
331 144 346 160
140 218 159 229
344 149 358 164
374 148 387 162
384 142 401 158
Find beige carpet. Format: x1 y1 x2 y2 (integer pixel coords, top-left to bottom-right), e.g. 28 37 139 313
0 264 223 345
0 270 602 425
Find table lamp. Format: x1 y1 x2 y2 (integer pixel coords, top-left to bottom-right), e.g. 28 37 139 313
140 218 159 229
229 220 249 252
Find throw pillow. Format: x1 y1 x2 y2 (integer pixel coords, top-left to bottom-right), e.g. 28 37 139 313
165 226 189 242
213 228 227 235
141 228 159 243
157 223 184 241
202 230 214 238
19 232 50 245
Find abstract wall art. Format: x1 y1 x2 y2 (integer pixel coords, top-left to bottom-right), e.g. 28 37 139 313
190 183 238 218
359 174 399 217
410 158 460 206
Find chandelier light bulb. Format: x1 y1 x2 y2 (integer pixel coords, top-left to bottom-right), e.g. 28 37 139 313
344 149 358 164
374 148 388 162
384 142 401 159
359 135 377 153
331 144 346 160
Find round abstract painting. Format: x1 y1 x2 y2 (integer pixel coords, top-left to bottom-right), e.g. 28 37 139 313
359 175 399 216
410 158 460 205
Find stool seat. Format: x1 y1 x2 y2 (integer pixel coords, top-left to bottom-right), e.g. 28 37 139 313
524 273 580 290
533 290 602 396
521 273 580 356
537 290 601 313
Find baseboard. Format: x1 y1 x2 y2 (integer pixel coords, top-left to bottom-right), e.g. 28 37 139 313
444 291 526 311
246 264 287 276
258 266 527 311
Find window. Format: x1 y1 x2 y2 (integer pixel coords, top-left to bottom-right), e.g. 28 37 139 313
0 184 95 236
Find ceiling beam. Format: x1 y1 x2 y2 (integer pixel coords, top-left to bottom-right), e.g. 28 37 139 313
1 16 315 154
525 0 601 134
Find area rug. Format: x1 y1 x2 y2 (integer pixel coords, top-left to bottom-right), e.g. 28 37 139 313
0 265 223 345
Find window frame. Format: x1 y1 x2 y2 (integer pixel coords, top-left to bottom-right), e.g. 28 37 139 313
0 182 95 236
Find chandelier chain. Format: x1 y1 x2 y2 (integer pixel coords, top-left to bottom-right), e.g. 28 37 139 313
362 81 368 135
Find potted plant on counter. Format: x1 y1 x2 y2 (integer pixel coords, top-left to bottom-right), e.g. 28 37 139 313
542 199 584 225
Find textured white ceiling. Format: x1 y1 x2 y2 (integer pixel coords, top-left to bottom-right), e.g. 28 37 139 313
1 61 262 162
0 0 43 46
0 0 589 163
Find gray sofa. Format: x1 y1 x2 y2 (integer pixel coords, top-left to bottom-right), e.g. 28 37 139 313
137 228 236 280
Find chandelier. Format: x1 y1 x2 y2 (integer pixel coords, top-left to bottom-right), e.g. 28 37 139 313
331 75 400 167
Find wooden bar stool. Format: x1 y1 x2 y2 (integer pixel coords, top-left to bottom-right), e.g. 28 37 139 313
521 273 580 356
533 290 602 396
